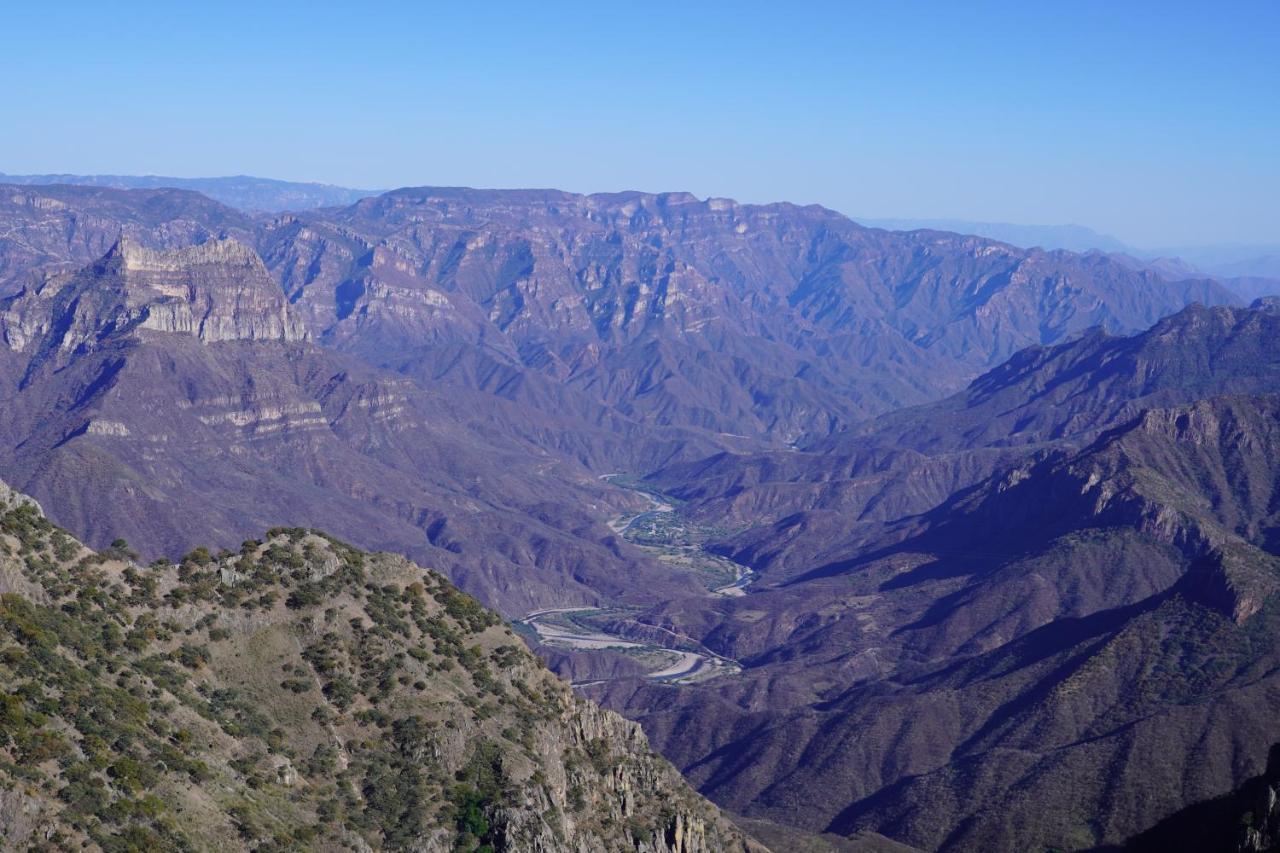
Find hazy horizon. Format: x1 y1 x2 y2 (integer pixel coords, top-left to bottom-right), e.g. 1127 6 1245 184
3 1 1276 247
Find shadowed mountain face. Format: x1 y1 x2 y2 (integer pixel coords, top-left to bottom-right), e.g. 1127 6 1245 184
589 303 1280 850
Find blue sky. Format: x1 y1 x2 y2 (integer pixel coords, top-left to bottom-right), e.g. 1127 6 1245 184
2 1 1276 247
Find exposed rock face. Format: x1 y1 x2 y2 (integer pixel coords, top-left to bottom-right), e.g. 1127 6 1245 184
1235 765 1280 852
0 237 307 355
0 479 38 513
0 481 760 851
1120 743 1280 852
121 237 309 342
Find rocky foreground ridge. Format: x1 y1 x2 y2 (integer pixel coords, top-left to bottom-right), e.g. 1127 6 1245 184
0 481 757 851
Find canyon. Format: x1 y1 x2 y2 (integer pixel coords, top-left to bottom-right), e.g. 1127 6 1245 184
0 178 1274 851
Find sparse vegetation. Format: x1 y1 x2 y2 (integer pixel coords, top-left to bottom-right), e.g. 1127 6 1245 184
0 490 735 851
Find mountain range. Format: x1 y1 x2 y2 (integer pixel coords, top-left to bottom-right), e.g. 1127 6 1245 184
0 183 1243 612
9 170 1277 284
0 177 1276 850
851 217 1134 254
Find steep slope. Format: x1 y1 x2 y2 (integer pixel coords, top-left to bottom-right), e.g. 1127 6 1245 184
529 305 1280 849
596 391 1280 851
1120 742 1280 852
0 480 758 851
0 240 711 615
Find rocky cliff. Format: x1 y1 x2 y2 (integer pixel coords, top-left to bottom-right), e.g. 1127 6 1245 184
0 236 307 356
1120 743 1280 852
0 184 253 298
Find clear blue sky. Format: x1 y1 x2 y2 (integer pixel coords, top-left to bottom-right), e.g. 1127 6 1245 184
2 1 1276 247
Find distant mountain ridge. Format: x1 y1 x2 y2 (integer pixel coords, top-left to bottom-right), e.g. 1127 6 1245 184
6 174 1272 280
1148 244 1280 280
853 216 1133 253
0 172 379 212
856 215 1280 285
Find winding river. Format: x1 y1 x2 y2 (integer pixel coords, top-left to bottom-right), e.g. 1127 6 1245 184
516 481 752 685
516 607 739 684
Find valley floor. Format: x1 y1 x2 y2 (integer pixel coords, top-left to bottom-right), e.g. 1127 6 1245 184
517 478 752 686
